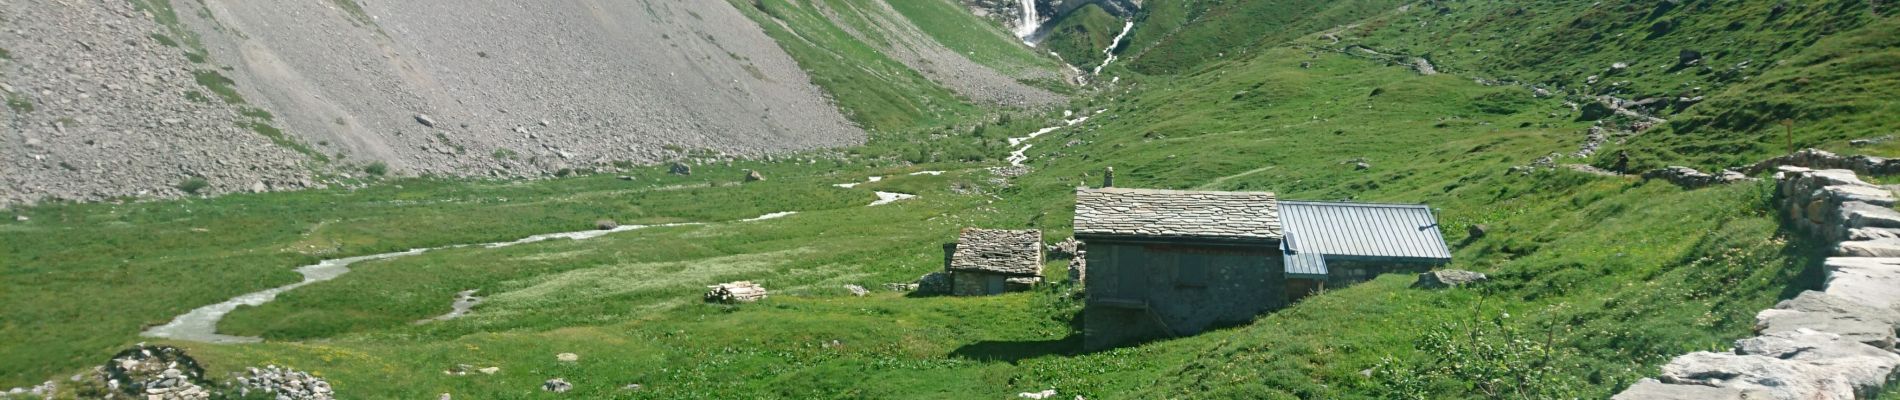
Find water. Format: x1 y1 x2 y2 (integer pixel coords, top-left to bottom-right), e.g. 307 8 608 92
144 218 752 343
1015 0 1041 43
1006 114 1091 166
145 177 922 344
1092 21 1135 75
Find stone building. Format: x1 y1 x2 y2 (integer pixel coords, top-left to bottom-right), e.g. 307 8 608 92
943 228 1045 296
1073 188 1451 349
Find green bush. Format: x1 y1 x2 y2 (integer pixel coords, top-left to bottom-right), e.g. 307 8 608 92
175 177 209 195
363 162 388 176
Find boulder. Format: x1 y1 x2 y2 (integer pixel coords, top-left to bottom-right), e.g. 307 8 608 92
1839 202 1900 229
1736 328 1897 362
542 378 572 393
1754 308 1896 350
744 170 765 182
915 272 951 295
1467 224 1488 239
414 114 438 128
1822 257 1900 309
555 353 579 362
844 284 869 297
1611 378 1771 400
1773 290 1900 327
1845 227 1900 241
669 162 692 176
1412 270 1487 289
1820 185 1897 207
1834 239 1900 257
595 219 619 230
704 281 767 303
1658 352 1856 400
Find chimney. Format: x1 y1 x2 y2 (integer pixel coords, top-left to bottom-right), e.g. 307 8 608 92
1103 166 1115 188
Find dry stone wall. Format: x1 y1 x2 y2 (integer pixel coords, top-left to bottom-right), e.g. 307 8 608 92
1613 166 1900 400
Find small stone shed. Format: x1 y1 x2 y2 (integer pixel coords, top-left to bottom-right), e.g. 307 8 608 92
1073 188 1452 349
942 228 1045 296
1279 201 1452 301
1075 188 1287 349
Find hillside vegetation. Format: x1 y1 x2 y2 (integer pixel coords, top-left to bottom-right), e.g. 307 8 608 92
3 0 1897 398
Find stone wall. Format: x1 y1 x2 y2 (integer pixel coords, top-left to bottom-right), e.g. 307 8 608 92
1082 241 1283 350
1612 166 1900 399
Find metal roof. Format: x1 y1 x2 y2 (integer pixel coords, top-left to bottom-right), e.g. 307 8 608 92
1074 188 1282 243
1283 250 1330 278
1279 200 1452 261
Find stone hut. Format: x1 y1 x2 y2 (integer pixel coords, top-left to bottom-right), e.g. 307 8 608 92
943 228 1045 296
1075 188 1287 349
1073 188 1452 349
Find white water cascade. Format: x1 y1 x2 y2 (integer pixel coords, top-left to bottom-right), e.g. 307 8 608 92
1015 0 1042 44
1092 21 1136 75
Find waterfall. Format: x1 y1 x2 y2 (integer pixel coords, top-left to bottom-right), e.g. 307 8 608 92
1015 0 1041 44
1092 21 1135 75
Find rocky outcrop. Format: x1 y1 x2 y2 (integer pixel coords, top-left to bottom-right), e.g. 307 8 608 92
1747 149 1900 176
1412 269 1487 289
1642 166 1754 189
704 281 768 304
233 366 335 400
1615 167 1900 399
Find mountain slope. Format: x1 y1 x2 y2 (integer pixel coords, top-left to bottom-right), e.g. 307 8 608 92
1 0 1065 208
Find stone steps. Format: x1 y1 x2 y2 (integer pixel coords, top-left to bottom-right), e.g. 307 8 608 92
1615 167 1900 400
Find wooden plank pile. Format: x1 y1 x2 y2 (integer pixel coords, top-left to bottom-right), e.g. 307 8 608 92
704 281 767 303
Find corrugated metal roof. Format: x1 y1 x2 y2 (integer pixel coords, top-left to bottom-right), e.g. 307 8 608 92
1283 250 1330 278
1279 201 1452 261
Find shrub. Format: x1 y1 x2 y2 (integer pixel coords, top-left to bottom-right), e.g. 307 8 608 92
176 178 209 195
364 162 388 176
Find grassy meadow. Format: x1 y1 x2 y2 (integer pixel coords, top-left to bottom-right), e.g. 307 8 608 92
4 0 1897 398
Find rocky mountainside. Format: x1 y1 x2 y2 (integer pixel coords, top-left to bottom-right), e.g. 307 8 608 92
3 0 920 207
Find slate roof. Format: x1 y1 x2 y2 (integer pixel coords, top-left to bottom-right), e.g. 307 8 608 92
948 229 1045 276
1074 188 1283 243
1279 201 1452 261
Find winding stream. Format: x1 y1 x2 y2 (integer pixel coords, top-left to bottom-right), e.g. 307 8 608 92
142 176 930 344
1007 113 1092 166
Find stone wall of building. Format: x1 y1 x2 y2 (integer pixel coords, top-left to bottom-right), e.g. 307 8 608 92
1612 166 1900 399
1083 241 1283 350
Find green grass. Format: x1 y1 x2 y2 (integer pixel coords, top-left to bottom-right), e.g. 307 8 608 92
1117 0 1407 74
247 121 329 163
4 1 1895 398
882 0 1060 78
1040 4 1123 69
6 92 32 113
730 0 984 132
193 70 245 105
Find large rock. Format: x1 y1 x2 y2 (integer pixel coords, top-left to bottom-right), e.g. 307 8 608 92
1766 291 1900 347
1822 257 1900 310
1834 239 1900 257
1839 202 1900 229
1820 185 1897 207
1754 307 1896 349
1658 352 1858 400
1736 328 1897 362
1846 227 1900 241
915 272 951 295
233 365 336 400
1412 269 1487 288
1612 378 1772 400
669 162 692 176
